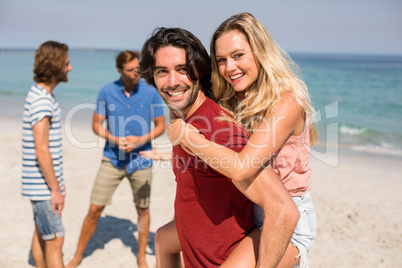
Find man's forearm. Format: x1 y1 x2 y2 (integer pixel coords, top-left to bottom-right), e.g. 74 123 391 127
36 145 65 216
36 146 60 192
126 117 166 148
125 126 165 152
92 113 119 145
94 125 118 144
257 203 299 267
142 124 165 144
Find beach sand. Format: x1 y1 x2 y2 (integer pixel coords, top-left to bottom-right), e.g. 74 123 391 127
1 115 401 267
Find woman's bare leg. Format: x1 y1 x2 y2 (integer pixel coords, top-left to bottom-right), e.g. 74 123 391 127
219 227 260 268
155 220 182 268
277 243 300 268
221 227 299 268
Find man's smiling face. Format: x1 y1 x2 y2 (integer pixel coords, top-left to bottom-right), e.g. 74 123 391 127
153 46 200 117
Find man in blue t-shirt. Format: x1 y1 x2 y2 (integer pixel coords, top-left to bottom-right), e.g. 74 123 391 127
67 51 165 268
22 40 72 268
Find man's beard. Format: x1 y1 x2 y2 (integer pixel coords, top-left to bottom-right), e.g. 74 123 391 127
164 83 200 116
56 72 68 83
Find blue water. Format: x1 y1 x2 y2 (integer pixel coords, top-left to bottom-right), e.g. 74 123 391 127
1 49 402 157
293 53 402 156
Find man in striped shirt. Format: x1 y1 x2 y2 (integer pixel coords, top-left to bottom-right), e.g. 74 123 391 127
22 40 72 268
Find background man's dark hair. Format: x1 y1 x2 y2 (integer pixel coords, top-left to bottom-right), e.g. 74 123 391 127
33 40 69 83
139 27 214 100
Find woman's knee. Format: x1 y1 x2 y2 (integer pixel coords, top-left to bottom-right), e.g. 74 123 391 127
154 227 164 245
155 222 181 254
277 242 300 268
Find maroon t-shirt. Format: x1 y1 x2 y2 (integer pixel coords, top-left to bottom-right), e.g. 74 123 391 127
172 98 254 267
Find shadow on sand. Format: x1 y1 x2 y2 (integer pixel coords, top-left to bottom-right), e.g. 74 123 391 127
28 215 155 266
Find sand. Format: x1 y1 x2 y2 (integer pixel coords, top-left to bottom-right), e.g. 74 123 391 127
0 115 401 267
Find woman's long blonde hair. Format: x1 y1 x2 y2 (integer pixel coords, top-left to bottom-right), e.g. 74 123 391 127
211 12 318 144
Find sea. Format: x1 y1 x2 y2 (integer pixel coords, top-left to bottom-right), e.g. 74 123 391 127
1 49 402 159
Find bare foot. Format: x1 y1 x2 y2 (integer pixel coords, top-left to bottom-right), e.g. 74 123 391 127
137 258 149 268
66 257 81 268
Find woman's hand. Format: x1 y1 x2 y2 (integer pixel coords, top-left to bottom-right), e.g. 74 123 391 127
167 119 202 147
139 145 172 160
139 147 159 159
167 119 188 146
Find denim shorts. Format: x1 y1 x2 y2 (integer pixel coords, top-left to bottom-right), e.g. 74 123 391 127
253 191 317 267
31 200 65 240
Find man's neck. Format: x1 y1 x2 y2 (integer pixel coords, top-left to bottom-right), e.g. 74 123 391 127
175 90 207 119
123 83 137 98
122 79 137 93
37 81 57 94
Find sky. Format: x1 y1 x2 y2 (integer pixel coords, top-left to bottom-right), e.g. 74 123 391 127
0 0 401 55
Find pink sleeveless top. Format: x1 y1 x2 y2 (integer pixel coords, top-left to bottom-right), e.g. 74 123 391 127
271 124 311 197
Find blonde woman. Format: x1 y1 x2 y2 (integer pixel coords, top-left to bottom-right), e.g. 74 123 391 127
166 12 318 267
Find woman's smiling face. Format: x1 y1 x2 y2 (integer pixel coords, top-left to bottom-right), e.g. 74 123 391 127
214 30 259 95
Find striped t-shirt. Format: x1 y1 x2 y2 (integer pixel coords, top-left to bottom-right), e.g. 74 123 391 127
22 85 65 200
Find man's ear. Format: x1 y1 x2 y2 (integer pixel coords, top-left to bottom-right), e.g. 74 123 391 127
117 68 122 75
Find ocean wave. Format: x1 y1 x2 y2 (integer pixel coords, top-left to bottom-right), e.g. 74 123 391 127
339 125 367 136
351 141 402 156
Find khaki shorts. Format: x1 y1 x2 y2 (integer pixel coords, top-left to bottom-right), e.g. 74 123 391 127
90 157 152 208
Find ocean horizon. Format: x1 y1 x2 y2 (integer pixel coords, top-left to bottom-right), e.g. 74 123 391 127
1 49 402 158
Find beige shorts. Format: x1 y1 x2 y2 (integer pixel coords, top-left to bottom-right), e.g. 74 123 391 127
90 157 152 208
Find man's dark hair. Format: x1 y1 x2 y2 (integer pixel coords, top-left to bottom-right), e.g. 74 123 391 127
33 40 69 83
139 27 214 100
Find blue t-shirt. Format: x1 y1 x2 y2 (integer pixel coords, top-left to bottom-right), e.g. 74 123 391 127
94 78 164 173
